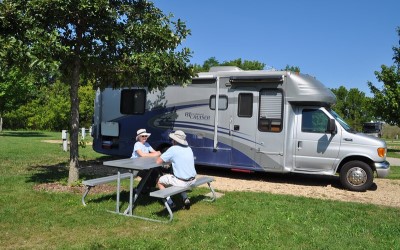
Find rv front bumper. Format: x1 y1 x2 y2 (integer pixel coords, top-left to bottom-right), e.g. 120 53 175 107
375 161 390 178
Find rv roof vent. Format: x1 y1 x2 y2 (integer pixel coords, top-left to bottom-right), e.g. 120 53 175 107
209 66 243 72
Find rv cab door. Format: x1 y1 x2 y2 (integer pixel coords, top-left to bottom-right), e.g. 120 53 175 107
294 107 340 172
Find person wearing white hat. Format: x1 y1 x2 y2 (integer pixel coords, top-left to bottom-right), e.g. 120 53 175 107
131 128 161 194
156 130 197 210
131 128 161 159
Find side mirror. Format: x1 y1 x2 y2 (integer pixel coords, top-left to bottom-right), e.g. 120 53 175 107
328 119 337 135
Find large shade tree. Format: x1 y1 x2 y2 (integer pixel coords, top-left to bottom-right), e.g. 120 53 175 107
0 0 193 184
368 27 400 126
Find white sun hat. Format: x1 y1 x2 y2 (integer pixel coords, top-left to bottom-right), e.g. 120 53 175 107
169 130 188 146
136 128 151 141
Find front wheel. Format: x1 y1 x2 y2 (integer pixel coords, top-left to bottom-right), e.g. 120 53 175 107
339 161 374 192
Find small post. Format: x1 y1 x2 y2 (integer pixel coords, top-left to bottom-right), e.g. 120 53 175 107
62 130 68 152
81 127 86 140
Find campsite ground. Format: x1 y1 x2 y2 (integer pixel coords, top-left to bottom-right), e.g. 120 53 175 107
36 157 400 208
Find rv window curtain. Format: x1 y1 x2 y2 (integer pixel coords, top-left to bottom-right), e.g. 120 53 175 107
259 90 282 119
258 89 283 132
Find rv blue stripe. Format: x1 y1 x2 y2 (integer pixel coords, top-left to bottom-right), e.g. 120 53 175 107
173 121 257 144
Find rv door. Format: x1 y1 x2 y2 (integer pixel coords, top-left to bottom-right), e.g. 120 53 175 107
229 89 257 168
254 89 285 170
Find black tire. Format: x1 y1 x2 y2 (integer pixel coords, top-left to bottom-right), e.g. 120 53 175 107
339 160 374 192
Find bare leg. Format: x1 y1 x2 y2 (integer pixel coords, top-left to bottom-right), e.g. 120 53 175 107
157 180 173 206
157 181 165 190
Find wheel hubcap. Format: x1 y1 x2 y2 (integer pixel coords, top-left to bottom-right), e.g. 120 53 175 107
347 167 367 186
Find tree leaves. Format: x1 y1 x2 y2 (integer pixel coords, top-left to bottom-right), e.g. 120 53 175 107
330 86 373 131
193 57 266 73
1 0 194 184
368 27 400 126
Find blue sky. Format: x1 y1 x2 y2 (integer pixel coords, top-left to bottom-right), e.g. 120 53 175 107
153 0 399 95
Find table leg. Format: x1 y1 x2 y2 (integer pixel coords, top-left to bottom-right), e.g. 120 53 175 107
116 171 121 213
123 168 154 215
134 169 153 203
128 170 134 215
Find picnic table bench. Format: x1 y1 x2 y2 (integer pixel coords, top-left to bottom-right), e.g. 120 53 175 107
81 172 137 206
149 176 216 222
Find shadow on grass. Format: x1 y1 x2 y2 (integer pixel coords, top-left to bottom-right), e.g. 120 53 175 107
25 157 120 184
26 163 69 184
153 194 208 218
87 190 160 206
87 191 207 221
0 131 49 138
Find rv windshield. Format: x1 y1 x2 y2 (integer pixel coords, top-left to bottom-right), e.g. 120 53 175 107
328 110 355 132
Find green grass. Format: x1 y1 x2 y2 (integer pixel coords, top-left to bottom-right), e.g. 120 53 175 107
387 165 400 179
1 130 400 249
387 139 400 158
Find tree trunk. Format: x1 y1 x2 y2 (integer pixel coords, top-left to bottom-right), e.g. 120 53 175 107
0 116 2 133
67 56 81 186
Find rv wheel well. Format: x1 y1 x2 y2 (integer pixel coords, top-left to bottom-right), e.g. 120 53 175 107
337 156 375 174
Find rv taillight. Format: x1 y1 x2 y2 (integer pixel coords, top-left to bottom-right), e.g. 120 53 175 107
377 147 386 158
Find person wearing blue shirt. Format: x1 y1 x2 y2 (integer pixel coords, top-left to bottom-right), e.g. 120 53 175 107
131 128 161 159
156 130 197 210
131 128 161 194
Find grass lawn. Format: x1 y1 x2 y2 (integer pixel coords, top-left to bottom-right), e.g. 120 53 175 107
1 131 399 249
387 139 400 158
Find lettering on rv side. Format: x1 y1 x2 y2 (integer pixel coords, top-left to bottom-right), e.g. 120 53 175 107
185 112 210 120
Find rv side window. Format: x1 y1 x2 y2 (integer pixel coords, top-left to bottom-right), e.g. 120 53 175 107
210 95 228 110
120 89 146 115
258 89 283 132
302 109 329 133
238 93 253 117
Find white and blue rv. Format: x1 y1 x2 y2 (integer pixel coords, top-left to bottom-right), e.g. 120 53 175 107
92 66 390 191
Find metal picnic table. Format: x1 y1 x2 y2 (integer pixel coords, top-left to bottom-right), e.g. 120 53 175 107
103 157 161 217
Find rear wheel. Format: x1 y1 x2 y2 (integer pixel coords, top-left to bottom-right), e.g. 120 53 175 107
339 160 373 192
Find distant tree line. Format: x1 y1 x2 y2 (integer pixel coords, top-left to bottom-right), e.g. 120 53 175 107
330 87 373 131
3 81 94 131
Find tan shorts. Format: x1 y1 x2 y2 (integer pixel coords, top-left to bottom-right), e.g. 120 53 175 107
158 174 195 187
